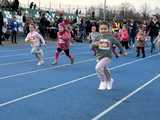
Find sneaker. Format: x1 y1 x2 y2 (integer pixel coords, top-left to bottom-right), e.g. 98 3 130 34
70 57 74 64
142 55 146 58
98 81 107 90
51 61 58 65
37 60 44 66
107 78 114 90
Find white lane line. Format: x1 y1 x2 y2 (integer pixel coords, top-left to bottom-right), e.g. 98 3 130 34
0 48 90 58
0 51 90 66
92 73 160 120
0 43 89 53
0 53 31 58
0 53 159 108
0 45 54 53
0 47 151 66
0 58 95 80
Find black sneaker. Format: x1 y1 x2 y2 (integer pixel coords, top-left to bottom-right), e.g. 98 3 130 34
142 55 146 58
70 58 74 64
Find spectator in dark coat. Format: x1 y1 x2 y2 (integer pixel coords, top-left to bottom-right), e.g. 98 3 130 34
147 15 160 53
0 12 4 45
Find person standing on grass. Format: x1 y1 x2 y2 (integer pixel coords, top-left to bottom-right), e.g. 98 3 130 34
25 23 45 66
92 21 127 90
52 22 74 65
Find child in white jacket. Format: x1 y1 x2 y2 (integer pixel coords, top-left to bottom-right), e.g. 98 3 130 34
25 23 45 65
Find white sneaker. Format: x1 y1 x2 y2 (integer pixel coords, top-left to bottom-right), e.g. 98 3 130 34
98 81 107 90
37 60 44 66
132 44 135 48
107 78 114 90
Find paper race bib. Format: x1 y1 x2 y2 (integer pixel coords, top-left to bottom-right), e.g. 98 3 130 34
59 39 65 44
98 39 111 50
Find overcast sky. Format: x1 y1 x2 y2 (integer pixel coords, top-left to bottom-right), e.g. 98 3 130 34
19 0 160 10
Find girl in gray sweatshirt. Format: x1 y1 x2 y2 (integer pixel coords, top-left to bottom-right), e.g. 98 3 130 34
92 22 127 90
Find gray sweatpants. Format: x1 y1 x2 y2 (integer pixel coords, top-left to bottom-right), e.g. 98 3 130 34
31 46 44 62
95 57 111 82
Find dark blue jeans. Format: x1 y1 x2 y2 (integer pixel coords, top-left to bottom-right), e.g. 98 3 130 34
150 36 156 52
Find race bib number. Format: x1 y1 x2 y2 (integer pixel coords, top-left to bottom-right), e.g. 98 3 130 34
59 39 65 43
98 39 111 50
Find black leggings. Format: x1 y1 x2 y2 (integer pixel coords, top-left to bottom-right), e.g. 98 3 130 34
121 41 129 49
11 31 17 43
0 31 2 44
137 47 145 57
57 48 70 57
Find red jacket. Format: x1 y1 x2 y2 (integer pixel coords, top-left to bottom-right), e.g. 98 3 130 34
57 31 71 50
119 29 129 41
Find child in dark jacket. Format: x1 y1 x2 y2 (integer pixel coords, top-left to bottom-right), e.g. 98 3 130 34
10 16 18 44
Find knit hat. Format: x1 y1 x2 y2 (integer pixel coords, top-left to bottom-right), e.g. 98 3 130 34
58 22 65 28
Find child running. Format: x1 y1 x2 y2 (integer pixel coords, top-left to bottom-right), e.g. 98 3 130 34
88 25 100 55
52 22 74 65
135 28 146 58
25 23 45 65
92 22 126 90
119 25 129 50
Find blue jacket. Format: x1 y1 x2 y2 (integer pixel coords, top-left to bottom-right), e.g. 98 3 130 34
10 21 18 32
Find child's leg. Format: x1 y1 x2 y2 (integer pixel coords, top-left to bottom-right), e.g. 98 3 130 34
31 47 40 61
0 31 2 45
112 45 119 58
54 48 62 64
35 53 41 62
11 31 14 43
141 47 145 58
131 37 135 47
124 41 129 50
91 44 96 55
37 48 44 62
95 57 111 90
95 57 111 81
64 49 74 64
31 47 44 64
14 32 17 43
136 47 140 57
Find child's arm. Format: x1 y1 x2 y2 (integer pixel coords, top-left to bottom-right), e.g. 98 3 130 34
37 33 45 45
67 32 72 40
25 33 30 43
91 41 99 49
112 38 126 55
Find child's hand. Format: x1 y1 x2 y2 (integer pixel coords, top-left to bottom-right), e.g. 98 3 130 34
26 39 32 44
94 41 99 45
42 42 46 46
123 51 128 56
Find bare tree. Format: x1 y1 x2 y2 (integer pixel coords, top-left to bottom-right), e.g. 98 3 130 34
152 7 160 16
118 2 136 19
141 2 150 20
